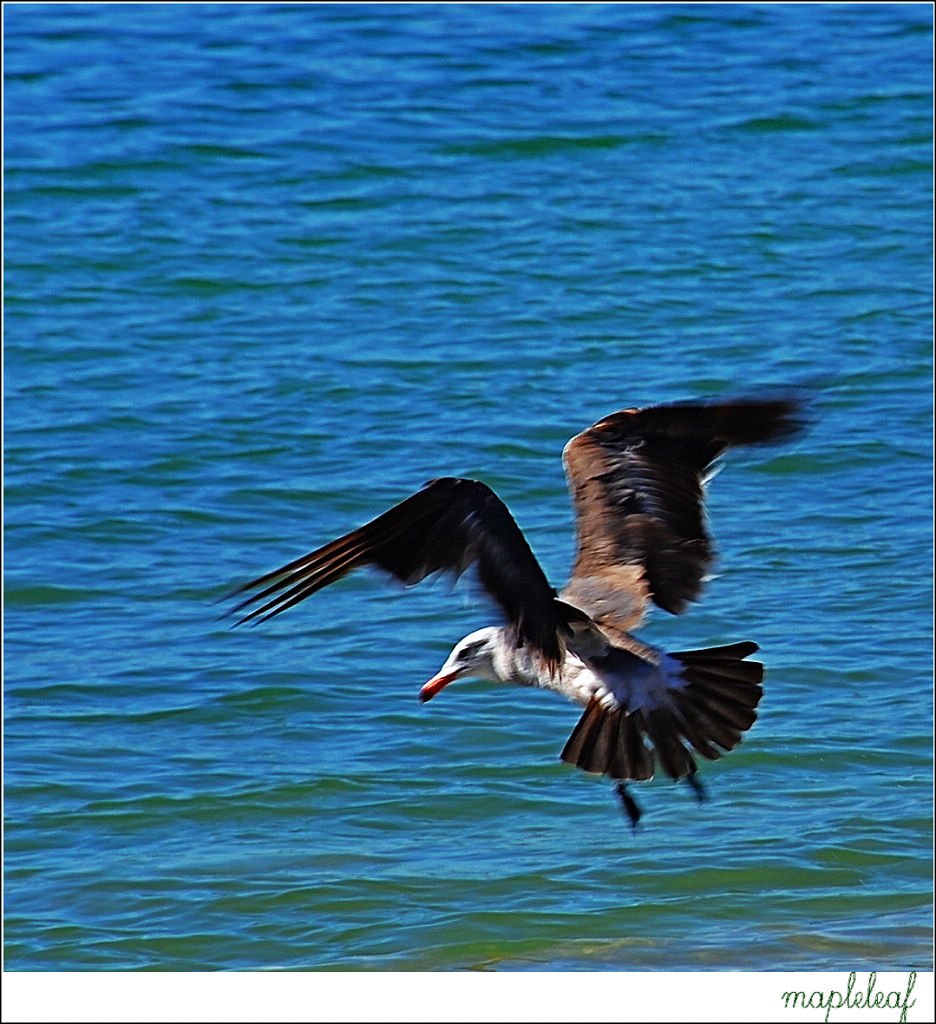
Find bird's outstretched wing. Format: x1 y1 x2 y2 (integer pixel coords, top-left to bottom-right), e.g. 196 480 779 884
560 396 803 631
224 476 568 670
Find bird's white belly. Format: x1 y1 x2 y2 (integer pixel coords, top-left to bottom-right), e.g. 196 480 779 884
490 628 687 717
545 648 688 716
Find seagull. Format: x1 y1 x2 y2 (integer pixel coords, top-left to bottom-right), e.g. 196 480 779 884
224 395 803 825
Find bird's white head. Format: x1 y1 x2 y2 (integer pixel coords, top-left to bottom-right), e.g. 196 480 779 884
418 626 504 703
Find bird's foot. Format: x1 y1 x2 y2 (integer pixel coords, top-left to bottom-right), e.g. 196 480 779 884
614 780 642 828
685 771 708 805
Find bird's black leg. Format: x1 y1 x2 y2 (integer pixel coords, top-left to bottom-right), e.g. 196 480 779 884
685 770 708 805
614 780 642 828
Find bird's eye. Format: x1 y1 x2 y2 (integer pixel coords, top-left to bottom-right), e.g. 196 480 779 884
459 640 484 662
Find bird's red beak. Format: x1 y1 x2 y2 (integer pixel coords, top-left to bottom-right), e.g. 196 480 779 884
418 670 459 703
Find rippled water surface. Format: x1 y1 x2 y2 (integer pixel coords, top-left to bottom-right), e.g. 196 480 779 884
4 3 932 973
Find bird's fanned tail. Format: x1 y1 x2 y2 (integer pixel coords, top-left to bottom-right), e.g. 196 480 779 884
559 641 764 782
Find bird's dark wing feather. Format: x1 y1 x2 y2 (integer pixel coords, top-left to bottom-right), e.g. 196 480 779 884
561 396 803 621
224 476 567 670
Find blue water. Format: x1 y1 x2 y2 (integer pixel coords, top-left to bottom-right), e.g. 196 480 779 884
4 3 932 973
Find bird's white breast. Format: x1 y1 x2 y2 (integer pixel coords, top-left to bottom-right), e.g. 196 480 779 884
518 644 688 717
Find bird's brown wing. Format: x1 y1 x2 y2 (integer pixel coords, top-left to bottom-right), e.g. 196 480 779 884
224 476 567 671
560 396 803 628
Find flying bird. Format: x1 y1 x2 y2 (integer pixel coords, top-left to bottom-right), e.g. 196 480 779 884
224 395 802 824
